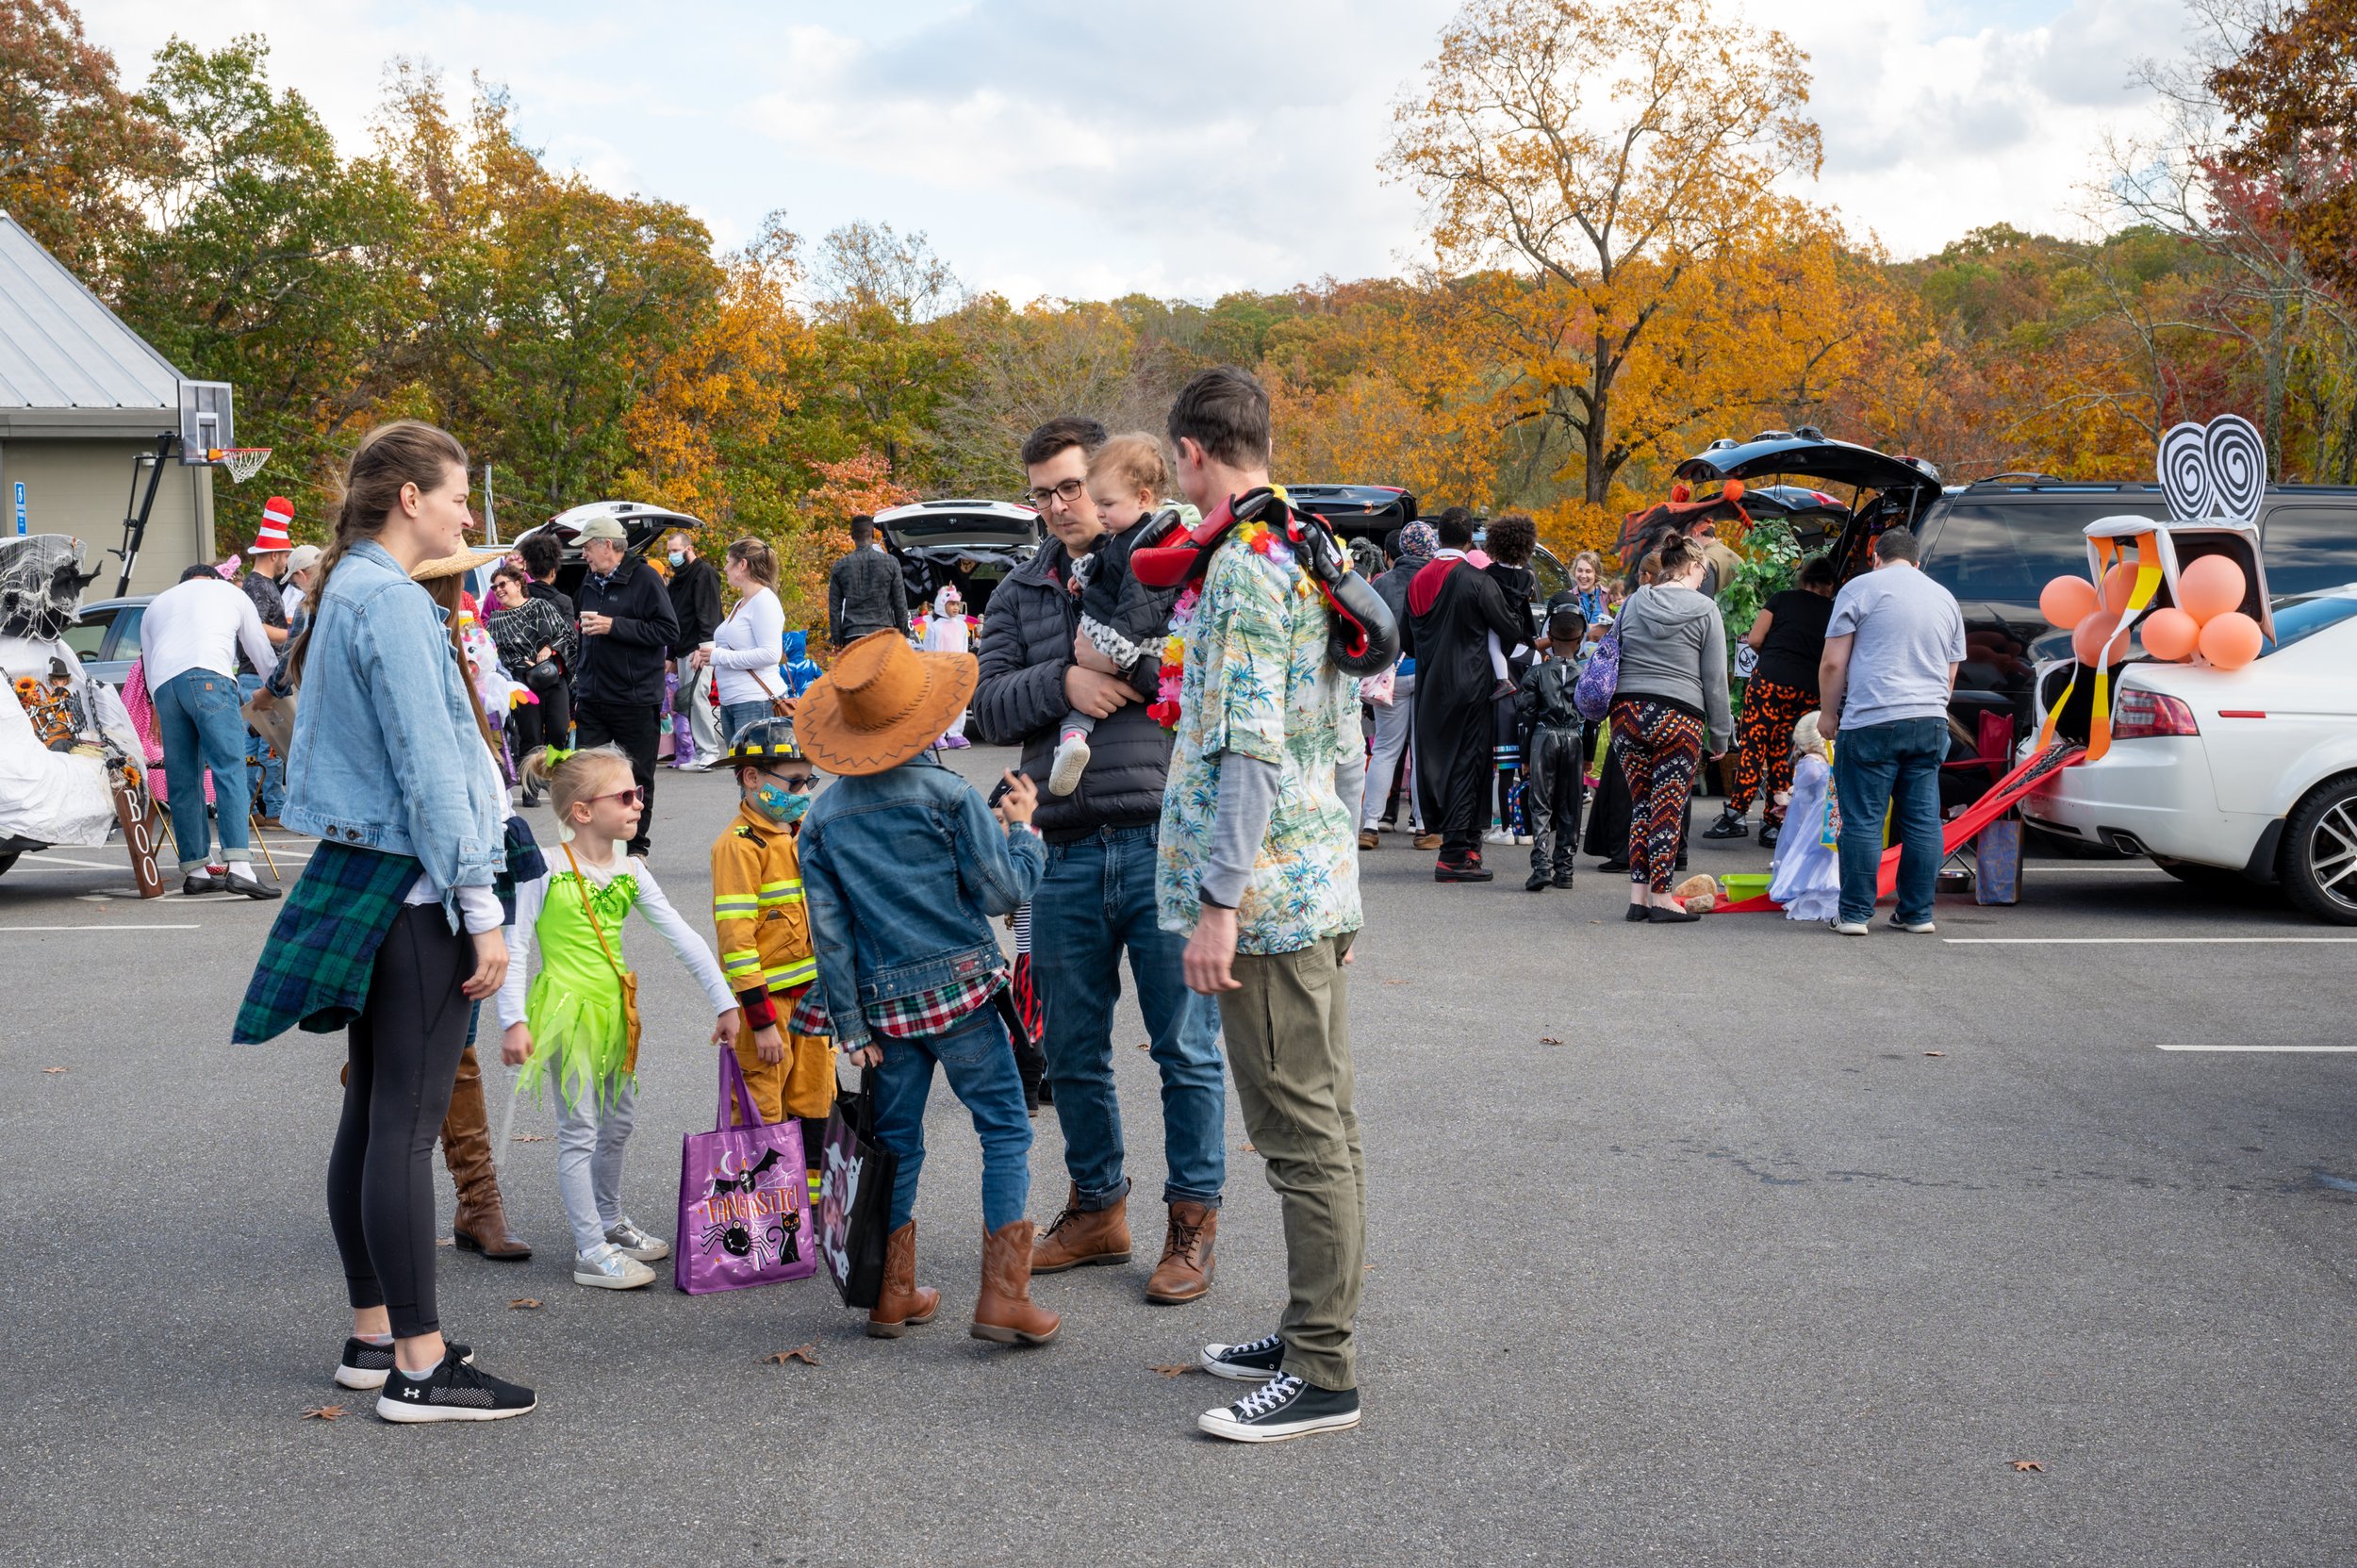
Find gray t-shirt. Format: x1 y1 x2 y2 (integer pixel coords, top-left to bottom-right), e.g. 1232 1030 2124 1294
1825 564 1967 728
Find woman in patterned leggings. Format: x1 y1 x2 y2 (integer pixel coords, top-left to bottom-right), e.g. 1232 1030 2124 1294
1607 533 1733 922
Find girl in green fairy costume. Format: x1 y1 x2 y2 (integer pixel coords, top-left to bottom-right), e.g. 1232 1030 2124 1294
497 744 740 1290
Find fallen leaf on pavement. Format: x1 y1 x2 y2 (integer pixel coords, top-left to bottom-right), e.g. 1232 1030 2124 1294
42 1066 68 1074
511 1133 546 1143
1924 1051 1946 1058
1238 1143 1256 1153
1149 1363 1199 1378
1134 1042 1150 1051
509 1298 542 1310
1381 978 1406 986
301 1405 345 1421
764 1345 821 1366
2011 1460 2043 1473
1540 1037 1563 1047
435 1236 453 1248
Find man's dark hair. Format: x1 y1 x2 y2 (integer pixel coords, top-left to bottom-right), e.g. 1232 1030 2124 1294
519 532 561 579
1020 416 1108 470
1486 515 1537 566
849 514 876 545
1165 367 1271 468
1872 527 1920 564
1799 553 1838 589
1436 510 1475 550
179 562 217 583
1547 606 1588 646
1382 527 1403 563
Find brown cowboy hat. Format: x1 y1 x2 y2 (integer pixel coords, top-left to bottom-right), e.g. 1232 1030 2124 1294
409 545 506 582
793 630 976 777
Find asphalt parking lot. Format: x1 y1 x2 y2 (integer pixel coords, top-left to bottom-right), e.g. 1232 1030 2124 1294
4 747 2353 1567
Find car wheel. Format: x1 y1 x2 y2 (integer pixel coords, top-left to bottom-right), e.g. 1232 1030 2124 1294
2280 773 2357 926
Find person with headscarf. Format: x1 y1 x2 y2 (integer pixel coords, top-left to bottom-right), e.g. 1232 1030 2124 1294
920 585 975 749
1360 522 1437 850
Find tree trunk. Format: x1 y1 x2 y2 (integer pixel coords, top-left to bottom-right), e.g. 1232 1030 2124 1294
1585 328 1613 506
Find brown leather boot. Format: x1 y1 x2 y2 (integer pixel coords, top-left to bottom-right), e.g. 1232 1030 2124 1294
866 1221 940 1338
443 1046 531 1261
1144 1200 1217 1304
1030 1183 1130 1274
970 1220 1060 1345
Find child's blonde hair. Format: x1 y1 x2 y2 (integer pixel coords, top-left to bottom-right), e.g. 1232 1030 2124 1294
1791 710 1828 762
1088 432 1169 498
521 744 635 826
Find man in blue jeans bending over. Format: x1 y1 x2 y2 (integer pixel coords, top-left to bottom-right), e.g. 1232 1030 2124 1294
1816 527 1966 935
970 415 1226 1305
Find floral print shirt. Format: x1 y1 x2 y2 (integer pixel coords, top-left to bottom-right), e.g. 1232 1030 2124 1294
1157 520 1361 955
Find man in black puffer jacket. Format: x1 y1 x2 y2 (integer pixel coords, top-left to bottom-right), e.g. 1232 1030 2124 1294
970 416 1227 1307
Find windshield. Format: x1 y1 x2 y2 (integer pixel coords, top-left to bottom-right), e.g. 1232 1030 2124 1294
1529 549 1570 601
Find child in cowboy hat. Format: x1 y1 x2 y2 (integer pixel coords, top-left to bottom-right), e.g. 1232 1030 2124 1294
793 630 1056 1345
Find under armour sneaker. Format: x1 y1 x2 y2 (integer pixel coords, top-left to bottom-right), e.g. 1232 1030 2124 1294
572 1242 656 1290
336 1337 473 1391
1197 1374 1361 1443
1701 806 1749 840
603 1216 670 1263
1198 1331 1285 1381
375 1349 536 1424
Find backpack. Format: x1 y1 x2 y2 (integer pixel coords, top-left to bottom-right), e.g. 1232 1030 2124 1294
1572 626 1620 721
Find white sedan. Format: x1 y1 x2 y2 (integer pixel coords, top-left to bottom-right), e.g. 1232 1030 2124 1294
2021 588 2357 923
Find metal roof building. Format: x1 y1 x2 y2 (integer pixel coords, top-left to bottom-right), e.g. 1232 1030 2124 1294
0 210 218 594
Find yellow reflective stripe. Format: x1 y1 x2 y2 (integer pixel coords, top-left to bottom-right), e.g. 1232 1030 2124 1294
720 949 763 978
713 897 758 916
757 889 804 907
758 880 800 895
765 957 818 989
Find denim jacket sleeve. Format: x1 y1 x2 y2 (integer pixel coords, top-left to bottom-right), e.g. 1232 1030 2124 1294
359 585 502 892
950 782 1046 918
798 825 869 1054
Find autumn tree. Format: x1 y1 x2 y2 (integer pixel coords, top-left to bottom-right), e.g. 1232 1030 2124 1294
1386 0 1820 506
808 221 964 481
0 0 172 276
2210 0 2357 302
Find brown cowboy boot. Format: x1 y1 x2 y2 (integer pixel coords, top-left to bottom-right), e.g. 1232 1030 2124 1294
1144 1200 1218 1304
865 1221 940 1338
443 1046 531 1261
970 1220 1060 1345
1030 1182 1130 1274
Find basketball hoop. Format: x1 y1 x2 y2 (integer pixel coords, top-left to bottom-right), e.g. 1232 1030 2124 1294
208 447 272 484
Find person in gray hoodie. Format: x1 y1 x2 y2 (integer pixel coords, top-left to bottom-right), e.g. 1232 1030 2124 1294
1607 533 1732 923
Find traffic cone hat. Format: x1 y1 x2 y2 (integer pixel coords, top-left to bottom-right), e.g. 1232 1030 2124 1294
251 496 294 554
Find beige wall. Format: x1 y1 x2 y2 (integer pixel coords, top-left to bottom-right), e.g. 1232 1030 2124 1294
0 437 217 598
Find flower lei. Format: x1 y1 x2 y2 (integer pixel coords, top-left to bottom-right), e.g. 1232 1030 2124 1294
1146 520 1313 731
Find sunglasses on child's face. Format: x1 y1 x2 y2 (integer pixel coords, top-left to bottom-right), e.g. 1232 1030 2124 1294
764 771 817 792
586 786 644 807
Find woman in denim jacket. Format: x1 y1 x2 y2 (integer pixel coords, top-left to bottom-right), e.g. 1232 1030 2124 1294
241 421 536 1423
794 631 1056 1345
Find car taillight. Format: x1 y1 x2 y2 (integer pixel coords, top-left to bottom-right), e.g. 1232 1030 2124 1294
2112 688 2200 738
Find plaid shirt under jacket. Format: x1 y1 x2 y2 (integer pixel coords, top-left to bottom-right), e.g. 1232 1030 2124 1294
785 965 1007 1044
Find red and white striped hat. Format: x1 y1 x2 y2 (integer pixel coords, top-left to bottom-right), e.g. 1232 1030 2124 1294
251 496 294 554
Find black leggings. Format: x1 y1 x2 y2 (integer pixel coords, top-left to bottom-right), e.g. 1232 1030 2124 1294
511 676 571 758
327 905 472 1338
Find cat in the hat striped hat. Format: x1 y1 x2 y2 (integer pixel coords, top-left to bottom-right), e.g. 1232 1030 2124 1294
251 495 295 555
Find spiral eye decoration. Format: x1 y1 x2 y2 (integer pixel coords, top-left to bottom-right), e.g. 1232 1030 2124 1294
2157 421 2212 522
2203 413 2265 525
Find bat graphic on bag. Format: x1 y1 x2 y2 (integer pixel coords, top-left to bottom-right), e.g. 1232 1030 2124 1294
705 1147 783 1197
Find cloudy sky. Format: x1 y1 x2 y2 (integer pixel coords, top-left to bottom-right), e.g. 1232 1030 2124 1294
75 0 2191 303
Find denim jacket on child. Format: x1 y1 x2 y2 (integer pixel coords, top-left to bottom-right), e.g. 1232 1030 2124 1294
797 751 1046 1052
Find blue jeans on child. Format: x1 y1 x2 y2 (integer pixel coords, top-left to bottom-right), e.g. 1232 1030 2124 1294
238 671 284 819
1832 715 1947 928
555 1078 638 1257
1030 823 1226 1211
154 668 254 872
870 1004 1032 1233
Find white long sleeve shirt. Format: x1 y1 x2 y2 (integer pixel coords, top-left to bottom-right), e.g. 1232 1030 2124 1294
140 577 278 689
496 850 735 1031
709 586 786 707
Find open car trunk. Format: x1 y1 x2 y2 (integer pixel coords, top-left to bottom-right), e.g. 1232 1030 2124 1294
1672 437 1946 585
875 501 1041 618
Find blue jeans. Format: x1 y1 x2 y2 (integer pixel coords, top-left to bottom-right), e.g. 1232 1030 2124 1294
1031 824 1226 1209
870 1005 1033 1233
1833 716 1947 927
154 669 253 870
238 672 284 818
720 700 771 750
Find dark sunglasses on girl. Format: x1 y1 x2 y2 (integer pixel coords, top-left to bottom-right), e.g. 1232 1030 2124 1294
585 785 644 807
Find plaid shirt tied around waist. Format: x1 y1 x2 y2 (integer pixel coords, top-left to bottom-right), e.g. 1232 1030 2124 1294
784 965 1007 1045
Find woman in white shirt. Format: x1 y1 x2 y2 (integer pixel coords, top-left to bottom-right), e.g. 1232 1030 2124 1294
691 537 787 748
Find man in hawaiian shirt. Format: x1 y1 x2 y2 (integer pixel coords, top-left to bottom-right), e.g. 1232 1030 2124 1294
1153 366 1369 1445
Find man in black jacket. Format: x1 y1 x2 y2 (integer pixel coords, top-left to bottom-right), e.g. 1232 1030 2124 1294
664 531 723 655
827 515 909 647
970 416 1226 1306
572 516 679 857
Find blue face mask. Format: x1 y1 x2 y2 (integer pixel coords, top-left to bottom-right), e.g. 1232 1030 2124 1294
668 551 685 568
752 784 810 826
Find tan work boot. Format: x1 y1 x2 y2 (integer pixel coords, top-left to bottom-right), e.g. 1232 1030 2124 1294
866 1221 940 1338
442 1046 531 1260
1030 1183 1130 1274
1144 1200 1217 1304
970 1220 1060 1345
1412 831 1442 850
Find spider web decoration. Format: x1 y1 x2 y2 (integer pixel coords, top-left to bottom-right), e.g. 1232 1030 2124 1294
0 535 99 641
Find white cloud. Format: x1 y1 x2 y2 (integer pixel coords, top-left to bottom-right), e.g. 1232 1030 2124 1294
69 0 2194 297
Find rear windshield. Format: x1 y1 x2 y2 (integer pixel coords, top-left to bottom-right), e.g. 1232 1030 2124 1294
889 515 1032 540
2260 505 2357 597
1920 497 2167 602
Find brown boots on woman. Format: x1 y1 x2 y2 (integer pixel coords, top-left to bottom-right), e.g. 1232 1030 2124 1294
865 1218 1061 1345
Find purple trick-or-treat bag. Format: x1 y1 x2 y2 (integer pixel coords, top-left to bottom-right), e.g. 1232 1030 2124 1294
675 1048 815 1293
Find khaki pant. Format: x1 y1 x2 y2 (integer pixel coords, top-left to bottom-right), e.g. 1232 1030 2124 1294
731 1023 837 1126
1217 932 1363 1391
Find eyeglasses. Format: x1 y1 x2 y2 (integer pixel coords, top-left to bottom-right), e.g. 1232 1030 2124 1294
762 772 817 792
586 785 644 807
1025 477 1087 510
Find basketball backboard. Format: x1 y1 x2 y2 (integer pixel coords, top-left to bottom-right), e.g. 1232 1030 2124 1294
177 381 235 463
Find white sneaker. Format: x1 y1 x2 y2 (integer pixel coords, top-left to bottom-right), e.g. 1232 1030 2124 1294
572 1242 656 1290
1832 920 1871 936
603 1216 670 1263
1886 916 1937 934
1047 734 1092 797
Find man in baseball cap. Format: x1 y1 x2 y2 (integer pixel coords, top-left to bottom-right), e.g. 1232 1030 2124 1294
238 497 296 824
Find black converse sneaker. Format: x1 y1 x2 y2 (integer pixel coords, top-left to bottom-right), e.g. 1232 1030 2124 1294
1197 1331 1286 1381
335 1337 474 1391
1197 1374 1361 1443
374 1349 536 1423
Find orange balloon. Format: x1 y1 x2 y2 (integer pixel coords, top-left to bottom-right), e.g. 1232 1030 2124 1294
2072 610 2127 667
2101 561 2140 616
2177 554 2248 622
2040 574 2099 630
2198 610 2263 670
2139 605 2200 661
1722 478 1746 502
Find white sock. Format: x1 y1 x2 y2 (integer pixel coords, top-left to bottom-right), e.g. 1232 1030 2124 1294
399 1359 437 1382
357 1332 392 1346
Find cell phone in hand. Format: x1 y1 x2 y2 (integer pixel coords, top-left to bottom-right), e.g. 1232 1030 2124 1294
988 771 1030 808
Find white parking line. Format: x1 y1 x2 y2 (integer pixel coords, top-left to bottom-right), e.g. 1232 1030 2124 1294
1946 936 2357 945
0 923 199 932
2154 1045 2357 1052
